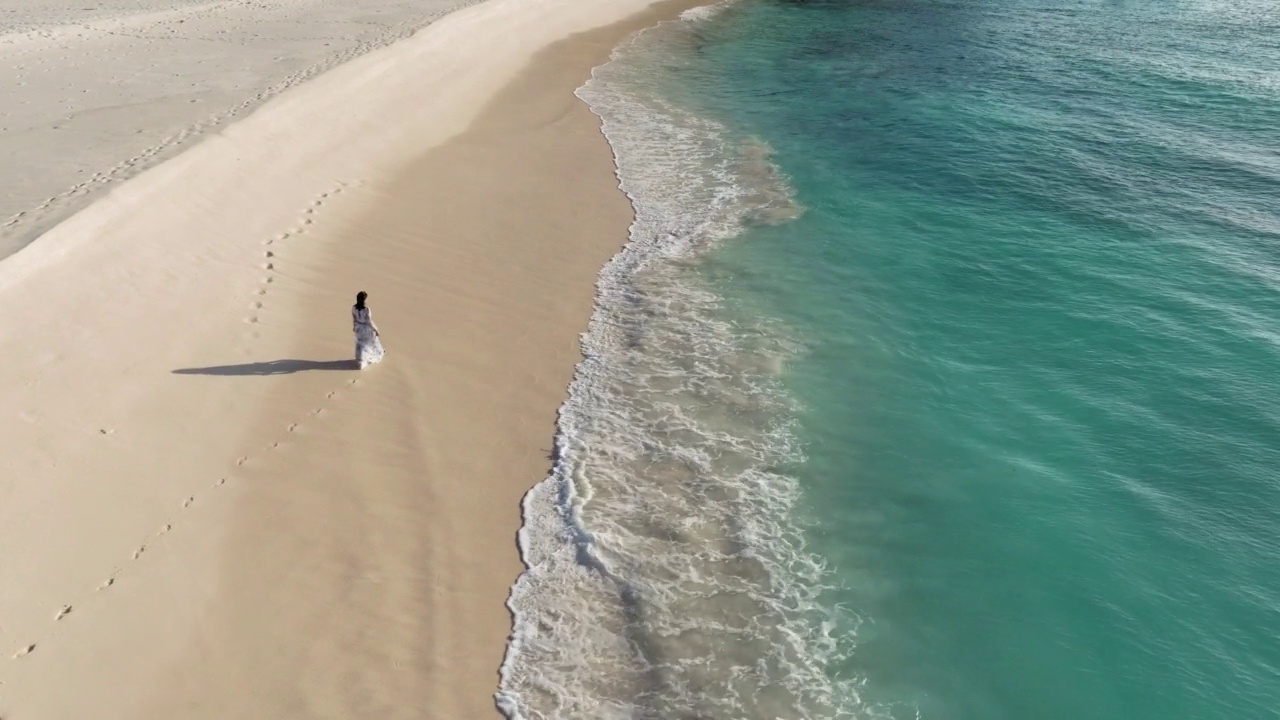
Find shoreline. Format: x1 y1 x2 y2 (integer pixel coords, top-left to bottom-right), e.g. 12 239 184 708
0 0 703 717
147 5 707 716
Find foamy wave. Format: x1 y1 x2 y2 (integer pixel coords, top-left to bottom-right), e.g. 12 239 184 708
680 1 733 23
498 12 859 720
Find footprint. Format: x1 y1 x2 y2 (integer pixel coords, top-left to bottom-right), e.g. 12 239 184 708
236 456 247 466
132 545 145 560
265 251 274 258
288 423 298 432
55 605 72 621
326 391 336 399
252 301 263 310
214 477 227 487
14 644 35 658
264 263 274 270
99 577 115 590
313 408 323 416
160 523 172 533
182 497 193 508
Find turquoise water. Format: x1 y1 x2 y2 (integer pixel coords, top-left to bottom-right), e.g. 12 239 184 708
499 1 1280 718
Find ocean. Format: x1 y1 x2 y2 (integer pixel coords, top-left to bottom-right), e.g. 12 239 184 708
498 1 1280 718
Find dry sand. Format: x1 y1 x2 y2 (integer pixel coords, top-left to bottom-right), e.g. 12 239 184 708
0 0 701 717
0 0 479 257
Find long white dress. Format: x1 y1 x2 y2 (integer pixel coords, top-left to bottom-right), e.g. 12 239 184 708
352 304 384 368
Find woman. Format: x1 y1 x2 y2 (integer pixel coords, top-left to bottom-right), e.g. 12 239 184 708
352 291 384 368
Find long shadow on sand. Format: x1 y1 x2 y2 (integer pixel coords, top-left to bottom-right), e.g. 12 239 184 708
173 359 355 376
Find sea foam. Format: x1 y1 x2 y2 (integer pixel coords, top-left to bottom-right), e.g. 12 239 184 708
496 10 862 720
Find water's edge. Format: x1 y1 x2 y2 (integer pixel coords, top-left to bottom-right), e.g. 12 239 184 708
495 6 858 719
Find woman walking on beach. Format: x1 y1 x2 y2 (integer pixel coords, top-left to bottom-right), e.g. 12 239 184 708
352 291 384 369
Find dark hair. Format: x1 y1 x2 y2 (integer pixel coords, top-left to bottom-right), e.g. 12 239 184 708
355 291 368 309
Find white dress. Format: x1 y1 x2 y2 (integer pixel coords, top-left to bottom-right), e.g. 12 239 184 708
352 305 384 368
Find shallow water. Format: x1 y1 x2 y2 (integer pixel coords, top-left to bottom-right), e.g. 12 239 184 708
500 1 1280 718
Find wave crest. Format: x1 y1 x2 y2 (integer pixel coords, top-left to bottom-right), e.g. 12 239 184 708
497 13 859 720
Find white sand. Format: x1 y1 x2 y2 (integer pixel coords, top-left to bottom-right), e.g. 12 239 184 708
0 0 478 257
0 0 700 716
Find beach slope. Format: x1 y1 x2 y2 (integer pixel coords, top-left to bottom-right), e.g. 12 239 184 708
0 0 698 717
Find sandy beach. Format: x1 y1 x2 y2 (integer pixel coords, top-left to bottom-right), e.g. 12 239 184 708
0 0 699 717
0 0 481 258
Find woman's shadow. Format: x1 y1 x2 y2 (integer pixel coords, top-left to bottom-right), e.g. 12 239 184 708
172 359 356 376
